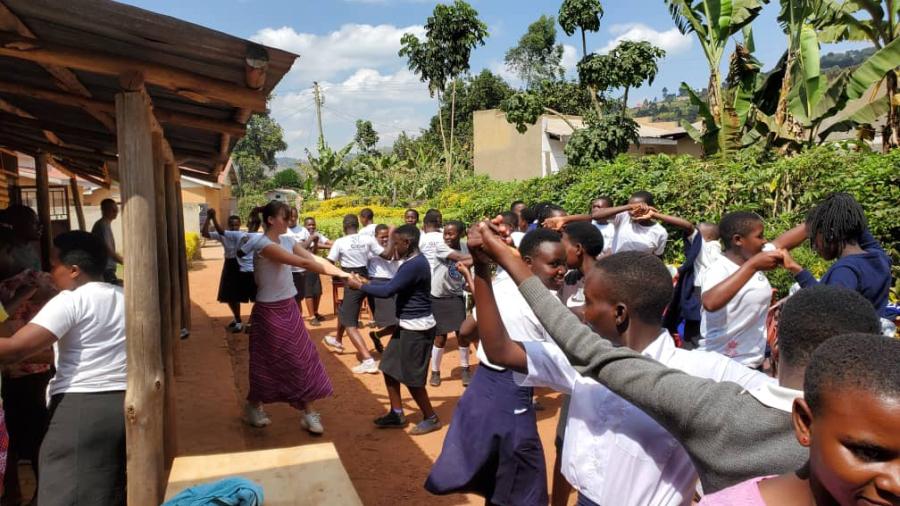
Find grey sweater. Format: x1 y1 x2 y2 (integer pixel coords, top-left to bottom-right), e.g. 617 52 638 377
517 276 807 493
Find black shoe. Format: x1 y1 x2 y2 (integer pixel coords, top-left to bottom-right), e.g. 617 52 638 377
373 411 407 428
369 331 384 353
461 367 472 387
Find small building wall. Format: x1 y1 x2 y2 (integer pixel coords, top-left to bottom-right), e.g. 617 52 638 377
473 110 543 181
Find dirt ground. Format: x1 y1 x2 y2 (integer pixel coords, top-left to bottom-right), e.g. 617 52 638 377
175 244 568 505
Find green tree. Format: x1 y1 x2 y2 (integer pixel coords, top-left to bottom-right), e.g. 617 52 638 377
400 0 489 181
558 0 604 111
271 167 302 189
578 40 666 109
354 119 380 155
233 112 288 168
305 142 355 200
504 15 565 88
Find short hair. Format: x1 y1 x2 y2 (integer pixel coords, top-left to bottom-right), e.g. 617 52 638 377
342 214 359 230
500 211 519 230
778 285 881 368
805 333 900 416
227 215 241 223
444 220 465 236
510 200 525 211
261 200 290 229
54 230 108 278
629 191 654 207
563 222 604 257
805 192 867 252
593 251 673 324
424 209 442 227
520 206 536 226
537 203 565 226
718 211 763 249
360 208 374 221
519 228 562 258
394 224 420 251
375 223 389 234
405 208 419 219
304 217 316 224
591 196 613 208
100 198 117 211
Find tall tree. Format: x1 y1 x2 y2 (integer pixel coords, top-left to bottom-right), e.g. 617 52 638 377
400 0 489 181
305 142 354 200
232 111 288 195
558 0 604 111
354 119 380 155
504 15 565 88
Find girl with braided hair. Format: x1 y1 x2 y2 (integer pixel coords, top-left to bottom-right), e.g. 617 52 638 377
774 192 893 334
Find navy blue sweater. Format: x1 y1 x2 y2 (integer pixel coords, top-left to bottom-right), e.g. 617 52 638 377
794 229 892 317
361 253 432 319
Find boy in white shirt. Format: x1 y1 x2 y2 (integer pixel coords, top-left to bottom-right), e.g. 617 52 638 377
471 249 772 506
589 196 615 257
301 217 331 326
593 191 669 255
281 207 313 306
358 208 377 236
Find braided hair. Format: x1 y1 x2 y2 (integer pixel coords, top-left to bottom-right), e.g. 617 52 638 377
805 192 867 256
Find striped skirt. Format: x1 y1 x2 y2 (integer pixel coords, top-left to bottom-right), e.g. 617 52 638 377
248 298 333 407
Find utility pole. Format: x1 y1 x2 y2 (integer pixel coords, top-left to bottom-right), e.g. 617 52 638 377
313 81 325 148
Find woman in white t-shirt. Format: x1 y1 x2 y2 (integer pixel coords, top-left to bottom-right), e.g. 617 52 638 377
0 231 126 505
239 201 350 434
698 211 785 368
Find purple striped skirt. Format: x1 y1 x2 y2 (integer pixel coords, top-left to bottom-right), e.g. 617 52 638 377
248 298 333 408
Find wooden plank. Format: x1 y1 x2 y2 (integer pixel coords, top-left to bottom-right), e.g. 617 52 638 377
116 89 165 504
0 80 248 136
0 131 115 162
0 96 63 145
164 161 183 378
34 152 51 270
165 444 364 505
68 176 85 230
175 178 191 330
0 31 267 111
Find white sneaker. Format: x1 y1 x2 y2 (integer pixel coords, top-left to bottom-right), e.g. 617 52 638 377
351 359 380 374
323 336 345 352
243 404 271 428
300 411 324 434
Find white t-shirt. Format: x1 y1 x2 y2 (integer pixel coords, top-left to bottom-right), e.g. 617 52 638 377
611 212 668 256
327 233 384 269
592 221 615 257
282 225 310 273
474 275 551 370
419 231 455 295
236 232 262 272
30 282 127 396
495 233 526 281
242 234 297 302
558 271 585 308
359 224 377 237
694 232 723 287
431 243 469 298
517 330 772 506
368 254 401 279
698 256 772 367
208 230 245 259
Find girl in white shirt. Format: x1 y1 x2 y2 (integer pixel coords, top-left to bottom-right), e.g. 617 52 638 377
238 201 349 434
0 231 127 505
589 191 670 255
201 209 246 332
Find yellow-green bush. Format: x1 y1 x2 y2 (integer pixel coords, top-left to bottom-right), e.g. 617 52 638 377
185 232 201 264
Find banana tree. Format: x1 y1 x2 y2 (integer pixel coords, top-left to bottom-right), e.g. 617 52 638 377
665 0 768 154
305 142 355 200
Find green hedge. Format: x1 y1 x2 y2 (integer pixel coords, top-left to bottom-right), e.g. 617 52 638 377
430 147 900 297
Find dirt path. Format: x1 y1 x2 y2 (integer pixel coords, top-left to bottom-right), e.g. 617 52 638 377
175 244 566 505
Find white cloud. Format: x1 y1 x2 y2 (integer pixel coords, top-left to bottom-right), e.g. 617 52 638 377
561 44 578 74
599 23 692 55
251 24 425 83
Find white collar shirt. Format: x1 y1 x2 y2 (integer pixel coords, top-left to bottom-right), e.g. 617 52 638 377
517 330 774 506
611 211 669 256
474 275 551 371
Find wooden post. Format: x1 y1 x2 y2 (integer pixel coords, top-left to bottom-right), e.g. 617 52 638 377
164 161 184 377
116 89 166 504
69 176 86 231
175 179 191 330
152 132 177 464
34 152 52 271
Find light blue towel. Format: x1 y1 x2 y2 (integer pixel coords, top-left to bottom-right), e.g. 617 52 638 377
163 477 264 506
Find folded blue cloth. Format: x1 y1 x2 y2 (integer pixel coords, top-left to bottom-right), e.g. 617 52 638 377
163 477 264 506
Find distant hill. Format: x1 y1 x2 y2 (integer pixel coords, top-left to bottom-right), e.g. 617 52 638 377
275 156 302 167
821 47 876 71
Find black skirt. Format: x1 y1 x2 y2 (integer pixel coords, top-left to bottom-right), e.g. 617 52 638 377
302 271 323 298
432 295 466 335
217 258 243 303
379 326 436 387
292 272 306 301
238 270 257 303
370 278 398 327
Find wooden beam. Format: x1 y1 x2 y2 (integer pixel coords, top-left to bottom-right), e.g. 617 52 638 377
0 32 267 111
116 89 166 504
52 157 109 190
0 81 248 136
0 97 63 145
69 176 85 230
174 178 191 330
164 161 184 378
34 152 51 271
0 131 116 162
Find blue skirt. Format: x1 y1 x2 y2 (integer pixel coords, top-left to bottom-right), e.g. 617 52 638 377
425 366 548 505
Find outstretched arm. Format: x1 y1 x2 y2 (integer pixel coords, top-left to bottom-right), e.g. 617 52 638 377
701 251 782 311
357 262 418 298
650 209 694 234
542 214 591 231
260 243 349 278
771 224 807 250
472 261 527 372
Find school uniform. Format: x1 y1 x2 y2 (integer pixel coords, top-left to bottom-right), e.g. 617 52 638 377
516 330 773 506
430 243 468 335
664 229 719 346
281 225 310 301
360 254 434 387
209 230 246 304
367 253 402 328
31 282 127 505
236 232 262 302
328 233 384 327
301 231 329 298
698 256 772 368
591 220 615 257
425 275 550 505
610 211 668 255
359 223 377 236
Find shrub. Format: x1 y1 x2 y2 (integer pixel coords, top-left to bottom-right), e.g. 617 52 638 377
185 232 201 264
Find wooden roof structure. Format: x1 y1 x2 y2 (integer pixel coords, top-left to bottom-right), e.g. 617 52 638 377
0 0 296 185
0 2 298 503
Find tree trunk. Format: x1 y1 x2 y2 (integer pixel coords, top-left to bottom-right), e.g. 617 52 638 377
708 68 725 152
543 107 579 132
448 80 457 183
886 69 899 150
581 28 602 116
436 90 449 159
623 86 630 113
776 50 795 130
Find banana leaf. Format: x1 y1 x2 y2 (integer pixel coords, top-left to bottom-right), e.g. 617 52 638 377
845 36 900 100
818 94 891 140
799 23 824 117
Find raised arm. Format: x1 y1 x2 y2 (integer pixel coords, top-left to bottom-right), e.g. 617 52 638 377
201 209 225 239
650 209 694 234
472 261 527 372
771 223 807 250
542 214 591 231
592 204 636 221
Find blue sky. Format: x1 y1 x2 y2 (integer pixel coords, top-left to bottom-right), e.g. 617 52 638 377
122 1 866 158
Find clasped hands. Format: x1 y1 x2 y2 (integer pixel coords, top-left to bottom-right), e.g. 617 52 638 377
346 272 368 290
